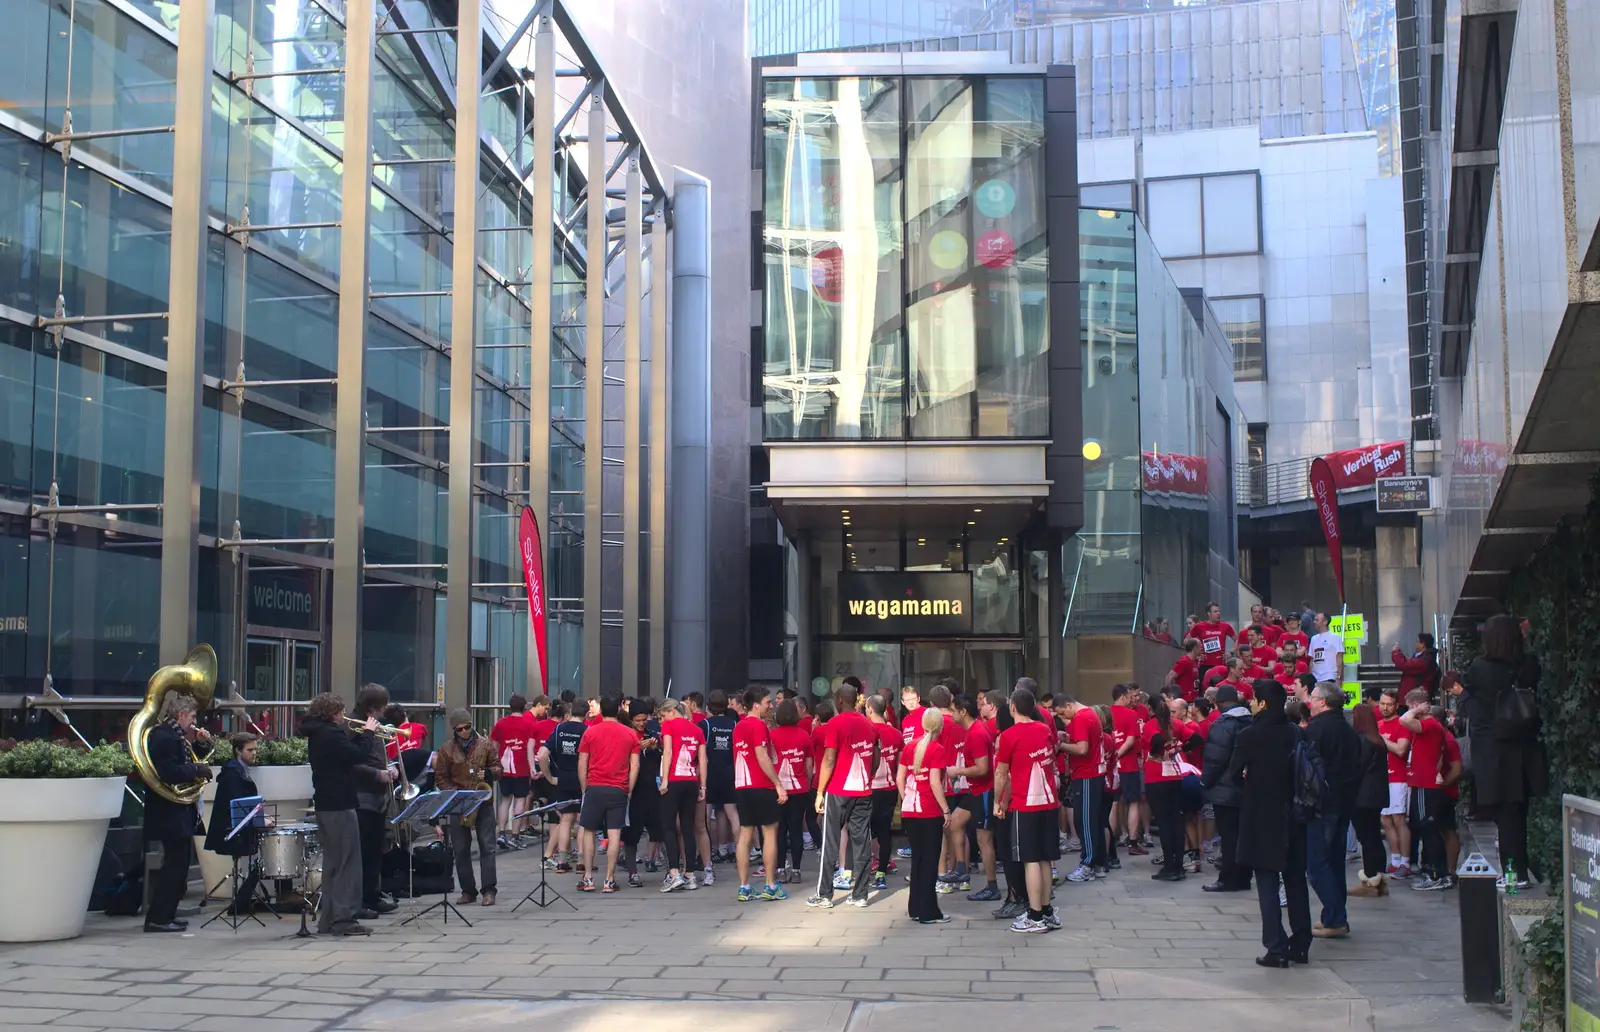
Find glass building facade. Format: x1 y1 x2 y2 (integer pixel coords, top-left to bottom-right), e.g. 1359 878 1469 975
0 0 674 736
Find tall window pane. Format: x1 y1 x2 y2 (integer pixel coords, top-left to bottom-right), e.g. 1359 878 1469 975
1145 176 1202 258
762 76 904 440
1201 172 1260 254
1213 294 1266 380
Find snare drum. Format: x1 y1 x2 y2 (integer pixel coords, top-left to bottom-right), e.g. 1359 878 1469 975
259 822 315 879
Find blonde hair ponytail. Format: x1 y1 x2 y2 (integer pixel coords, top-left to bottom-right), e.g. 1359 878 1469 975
913 706 942 770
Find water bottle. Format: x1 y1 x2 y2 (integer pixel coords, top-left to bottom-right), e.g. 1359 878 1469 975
1505 860 1518 895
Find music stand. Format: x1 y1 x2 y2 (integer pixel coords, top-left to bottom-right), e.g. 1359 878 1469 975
390 789 444 906
509 799 579 912
202 800 275 931
400 790 490 929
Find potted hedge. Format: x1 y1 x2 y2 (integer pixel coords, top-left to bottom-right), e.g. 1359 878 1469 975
195 737 312 897
0 739 134 941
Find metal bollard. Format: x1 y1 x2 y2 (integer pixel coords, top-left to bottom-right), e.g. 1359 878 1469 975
1457 852 1502 1004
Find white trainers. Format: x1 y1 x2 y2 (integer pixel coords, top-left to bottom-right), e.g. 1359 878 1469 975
1065 864 1095 883
660 872 687 893
832 871 853 891
685 873 699 890
1041 907 1062 929
701 868 715 887
1009 915 1048 934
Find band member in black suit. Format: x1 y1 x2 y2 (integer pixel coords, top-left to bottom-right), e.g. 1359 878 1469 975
301 693 394 936
205 732 266 915
143 694 214 933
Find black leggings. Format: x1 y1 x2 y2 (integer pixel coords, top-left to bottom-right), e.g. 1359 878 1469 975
659 781 701 872
1351 807 1386 879
904 816 945 921
1147 780 1185 874
778 794 809 870
1100 780 1119 863
621 785 663 873
870 789 897 871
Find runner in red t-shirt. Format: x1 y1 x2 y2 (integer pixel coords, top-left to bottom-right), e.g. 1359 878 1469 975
899 684 925 747
770 699 813 883
898 710 952 924
731 688 786 900
958 695 999 899
866 696 903 890
656 697 707 890
1246 626 1278 669
1166 639 1205 701
1190 602 1236 670
1441 725 1465 880
1278 614 1310 655
1375 688 1413 875
1109 684 1149 855
994 689 1060 932
489 695 538 841
808 685 879 907
1398 690 1450 886
575 695 641 890
1056 695 1106 880
1141 704 1189 881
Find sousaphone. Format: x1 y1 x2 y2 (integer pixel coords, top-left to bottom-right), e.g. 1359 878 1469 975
128 644 218 805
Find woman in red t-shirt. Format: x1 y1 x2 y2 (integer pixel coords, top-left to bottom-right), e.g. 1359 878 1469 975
656 698 707 890
771 699 813 883
865 696 902 889
806 699 834 857
898 707 951 925
1142 702 1188 881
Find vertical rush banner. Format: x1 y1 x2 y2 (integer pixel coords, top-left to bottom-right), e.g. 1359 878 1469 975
518 507 548 691
1309 457 1345 604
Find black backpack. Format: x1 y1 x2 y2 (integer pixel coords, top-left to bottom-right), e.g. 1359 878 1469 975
1290 735 1329 823
1492 669 1538 741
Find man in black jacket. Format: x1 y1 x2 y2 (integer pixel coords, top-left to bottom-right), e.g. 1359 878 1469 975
301 694 394 936
1199 684 1254 893
143 693 214 933
1304 681 1363 939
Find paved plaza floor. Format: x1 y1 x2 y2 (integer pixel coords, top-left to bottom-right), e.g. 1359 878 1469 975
0 840 1510 1032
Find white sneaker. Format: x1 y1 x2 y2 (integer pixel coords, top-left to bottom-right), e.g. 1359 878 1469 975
701 868 714 887
1009 915 1048 934
660 872 686 893
832 871 852 891
1065 864 1095 883
1041 907 1062 929
685 873 699 890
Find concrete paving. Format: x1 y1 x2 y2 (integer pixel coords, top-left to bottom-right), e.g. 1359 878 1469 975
0 838 1510 1032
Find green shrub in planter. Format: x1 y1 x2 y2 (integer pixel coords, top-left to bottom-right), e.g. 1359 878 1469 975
207 737 308 766
0 740 135 779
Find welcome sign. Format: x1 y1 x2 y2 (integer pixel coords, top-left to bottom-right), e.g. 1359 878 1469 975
838 572 973 635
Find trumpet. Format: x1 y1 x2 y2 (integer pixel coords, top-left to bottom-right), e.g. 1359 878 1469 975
344 717 420 802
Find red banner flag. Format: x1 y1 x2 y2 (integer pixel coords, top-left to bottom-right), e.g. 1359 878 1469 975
1309 457 1345 604
1324 440 1406 489
518 508 548 692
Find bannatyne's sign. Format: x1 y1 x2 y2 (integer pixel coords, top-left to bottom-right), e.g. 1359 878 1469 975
839 572 973 635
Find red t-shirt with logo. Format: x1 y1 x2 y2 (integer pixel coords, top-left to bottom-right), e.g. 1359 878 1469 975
1170 656 1202 699
900 707 925 747
577 719 640 789
899 741 948 818
963 719 995 794
942 720 971 796
1443 732 1463 799
1251 644 1278 668
1406 716 1447 789
1279 630 1310 653
529 716 557 757
660 716 704 784
1142 721 1184 784
490 712 536 777
1110 705 1142 773
823 711 878 797
1191 620 1236 666
771 725 812 793
1378 716 1412 783
1066 707 1103 781
870 722 901 791
995 720 1059 812
733 716 775 790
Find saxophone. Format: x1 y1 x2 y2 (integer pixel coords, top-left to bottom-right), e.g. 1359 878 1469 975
460 754 492 829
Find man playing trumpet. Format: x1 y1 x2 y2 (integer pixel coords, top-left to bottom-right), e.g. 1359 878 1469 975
436 709 502 905
302 693 397 936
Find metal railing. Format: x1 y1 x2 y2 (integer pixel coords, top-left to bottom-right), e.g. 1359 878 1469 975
1235 458 1312 508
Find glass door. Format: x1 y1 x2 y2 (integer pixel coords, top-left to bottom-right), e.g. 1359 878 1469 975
964 641 1024 699
290 643 318 701
905 641 965 698
819 641 902 700
245 638 285 703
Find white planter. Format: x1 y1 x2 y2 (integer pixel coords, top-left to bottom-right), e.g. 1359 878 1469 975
194 764 314 898
0 777 127 942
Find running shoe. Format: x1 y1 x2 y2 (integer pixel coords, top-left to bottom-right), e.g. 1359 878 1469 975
576 877 595 892
627 873 643 888
1065 864 1095 883
956 878 970 891
644 858 661 873
660 872 687 893
1106 856 1122 870
685 873 700 890
759 884 788 901
554 862 573 874
601 880 618 893
803 833 815 850
846 896 870 908
1041 907 1063 929
737 885 755 902
1413 876 1449 891
701 868 716 887
918 916 953 925
575 861 587 873
967 885 1002 902
1050 865 1063 885
936 882 958 895
805 895 835 909
1092 867 1109 880
1387 862 1412 878
541 857 560 870
1009 915 1048 934
598 838 609 853
832 871 853 891
897 846 914 859
1494 874 1531 890
1127 843 1150 856
937 871 962 883
993 899 1026 920
1441 875 1458 889
873 871 887 890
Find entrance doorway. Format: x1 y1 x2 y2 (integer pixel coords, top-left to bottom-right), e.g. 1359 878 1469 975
244 636 319 737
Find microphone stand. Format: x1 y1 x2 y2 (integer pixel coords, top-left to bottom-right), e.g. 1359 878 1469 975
510 799 579 912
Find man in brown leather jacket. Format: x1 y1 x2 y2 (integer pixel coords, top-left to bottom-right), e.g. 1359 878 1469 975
435 708 503 905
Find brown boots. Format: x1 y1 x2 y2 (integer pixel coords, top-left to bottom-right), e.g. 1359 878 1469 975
1348 873 1389 897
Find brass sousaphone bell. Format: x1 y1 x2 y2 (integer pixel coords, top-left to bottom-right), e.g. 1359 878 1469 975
128 644 218 805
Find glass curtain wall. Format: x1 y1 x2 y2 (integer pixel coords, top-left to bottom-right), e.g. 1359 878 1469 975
761 73 1048 441
0 0 594 716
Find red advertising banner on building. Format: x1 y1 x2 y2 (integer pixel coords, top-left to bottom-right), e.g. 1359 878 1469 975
518 507 548 692
1324 441 1406 489
1458 438 1509 478
1309 457 1346 604
1141 452 1209 496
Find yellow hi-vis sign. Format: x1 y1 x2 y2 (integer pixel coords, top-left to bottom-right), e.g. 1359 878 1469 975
1329 613 1366 708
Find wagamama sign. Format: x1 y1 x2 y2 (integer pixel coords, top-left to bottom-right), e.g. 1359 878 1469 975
838 572 973 635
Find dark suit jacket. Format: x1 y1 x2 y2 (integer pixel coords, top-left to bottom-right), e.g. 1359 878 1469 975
142 723 211 841
1225 710 1305 872
204 759 259 857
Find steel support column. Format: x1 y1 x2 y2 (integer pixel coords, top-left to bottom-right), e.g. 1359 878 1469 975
525 13 554 698
621 157 643 695
445 0 481 718
157 0 215 665
582 84 606 696
331 0 376 697
648 211 668 697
